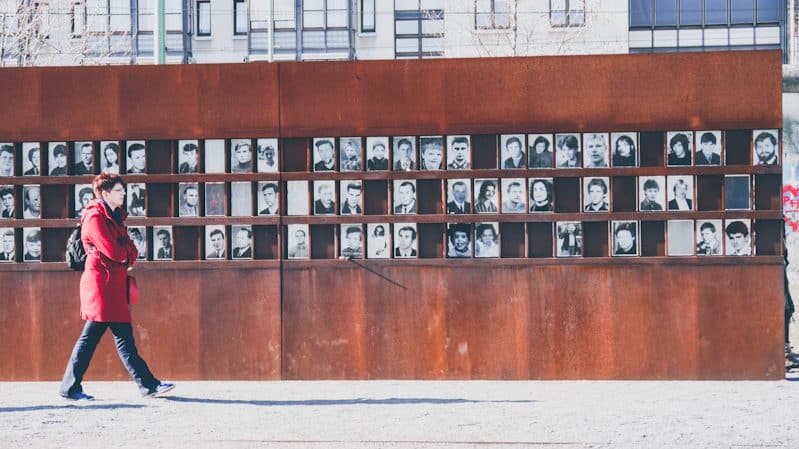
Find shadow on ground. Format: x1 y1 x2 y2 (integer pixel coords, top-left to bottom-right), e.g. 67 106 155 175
162 397 536 406
1 404 146 413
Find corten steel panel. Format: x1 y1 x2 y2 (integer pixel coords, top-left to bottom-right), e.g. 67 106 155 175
281 264 782 380
278 51 782 137
0 269 281 380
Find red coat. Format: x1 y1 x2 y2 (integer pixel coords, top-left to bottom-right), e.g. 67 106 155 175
79 200 138 322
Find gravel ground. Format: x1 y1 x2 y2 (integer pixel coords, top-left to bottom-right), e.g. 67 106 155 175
2 379 799 449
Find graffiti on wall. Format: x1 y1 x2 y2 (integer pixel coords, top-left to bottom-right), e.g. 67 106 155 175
784 93 799 235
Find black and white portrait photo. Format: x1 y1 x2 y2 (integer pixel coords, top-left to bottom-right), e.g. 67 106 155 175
446 179 471 214
394 223 418 258
446 135 471 170
22 227 41 262
725 175 751 210
393 180 417 214
584 177 610 212
126 141 147 174
231 182 252 216
257 181 280 216
340 224 364 259
313 138 336 172
22 185 41 219
474 222 499 258
205 182 226 216
340 181 363 215
339 137 362 172
286 181 309 216
611 132 638 167
127 183 146 217
501 178 526 213
667 131 693 166
314 180 336 215
22 143 40 176
556 133 581 168
612 221 638 256
420 136 444 171
153 226 173 261
256 138 279 173
666 176 694 211
0 144 15 176
528 134 554 168
667 220 694 256
696 131 722 165
204 139 226 173
638 176 665 211
501 134 525 169
367 223 391 259
725 219 752 256
178 183 199 217
0 186 15 219
393 136 416 171
178 140 200 174
232 225 253 259
529 178 554 212
48 142 68 176
231 139 253 173
205 225 227 260
366 137 390 171
74 184 93 219
556 222 582 257
73 142 94 176
447 223 472 258
583 133 609 168
0 228 15 262
100 141 120 174
696 219 723 256
473 179 499 213
753 129 779 165
128 226 147 260
287 224 310 259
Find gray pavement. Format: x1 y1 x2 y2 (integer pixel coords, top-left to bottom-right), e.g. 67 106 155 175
2 379 799 449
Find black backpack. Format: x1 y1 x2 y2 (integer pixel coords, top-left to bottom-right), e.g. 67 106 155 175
66 224 86 271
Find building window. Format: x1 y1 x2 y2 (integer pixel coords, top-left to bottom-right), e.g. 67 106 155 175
83 0 132 56
301 0 349 53
234 0 248 35
550 0 585 27
475 0 509 29
629 0 781 28
72 2 86 36
395 0 444 58
197 0 211 36
361 0 375 32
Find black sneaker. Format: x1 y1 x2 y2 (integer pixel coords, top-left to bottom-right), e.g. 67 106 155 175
62 391 94 401
143 383 175 398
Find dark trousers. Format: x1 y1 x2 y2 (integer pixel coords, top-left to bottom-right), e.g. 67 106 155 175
59 321 160 397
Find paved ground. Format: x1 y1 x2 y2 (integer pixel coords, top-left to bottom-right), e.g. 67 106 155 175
2 379 798 449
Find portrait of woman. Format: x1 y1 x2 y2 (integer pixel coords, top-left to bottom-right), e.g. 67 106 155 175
611 133 637 167
529 178 554 212
367 223 390 259
100 142 120 174
474 179 499 213
667 132 693 166
474 223 499 258
556 134 581 168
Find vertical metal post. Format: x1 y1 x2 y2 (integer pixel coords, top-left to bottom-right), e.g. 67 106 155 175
268 0 274 61
155 0 165 63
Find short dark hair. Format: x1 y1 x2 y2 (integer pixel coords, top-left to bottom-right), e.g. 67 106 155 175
156 229 170 239
261 182 279 194
182 143 198 153
531 136 550 151
700 222 716 233
0 187 13 198
345 226 362 237
396 138 412 149
372 142 386 152
0 145 14 156
399 181 416 193
700 132 716 145
643 179 660 191
614 222 636 237
236 227 252 238
505 136 522 149
294 228 306 237
183 185 198 196
669 133 690 152
587 178 608 194
506 181 522 192
27 147 39 161
398 226 417 240
127 143 145 158
452 181 466 190
234 142 250 152
346 182 362 192
210 229 225 239
530 179 552 200
451 136 469 147
129 228 143 239
755 131 777 147
475 223 497 239
315 139 334 149
52 144 67 157
725 221 749 237
560 135 579 151
78 187 93 200
448 223 471 243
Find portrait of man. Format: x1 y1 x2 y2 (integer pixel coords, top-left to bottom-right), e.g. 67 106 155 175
205 182 226 216
528 134 554 168
127 183 146 217
583 133 609 168
366 137 389 171
256 138 279 173
22 228 41 262
126 142 146 174
753 130 779 165
696 131 721 165
0 228 15 262
474 223 499 258
128 227 147 260
612 221 638 256
204 139 226 173
529 178 554 212
286 181 309 216
393 180 417 214
611 132 637 167
446 136 471 170
638 176 665 211
446 179 471 214
314 180 336 215
420 136 443 170
556 134 581 168
179 183 199 217
447 223 472 258
667 132 692 166
667 176 694 211
74 185 93 218
287 224 309 259
394 224 418 258
393 137 416 171
154 226 173 260
0 144 14 176
23 143 40 176
340 181 363 215
258 182 280 216
1 186 15 218
205 226 227 259
340 137 362 172
231 140 252 173
232 226 253 259
584 177 609 212
313 138 336 172
556 222 582 257
49 143 68 176
725 220 751 256
22 185 40 219
501 178 526 213
73 142 94 175
367 223 390 259
725 175 751 210
501 135 525 169
178 141 199 174
340 224 363 259
474 179 499 213
667 220 694 256
100 141 120 174
696 220 722 256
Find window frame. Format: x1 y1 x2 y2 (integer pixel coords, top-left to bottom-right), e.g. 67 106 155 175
196 0 211 36
474 0 510 30
360 0 375 32
234 0 248 36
